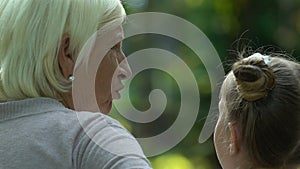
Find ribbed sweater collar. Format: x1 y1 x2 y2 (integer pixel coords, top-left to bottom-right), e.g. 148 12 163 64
0 97 66 122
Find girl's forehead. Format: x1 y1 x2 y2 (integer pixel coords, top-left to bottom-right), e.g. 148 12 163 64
220 71 234 98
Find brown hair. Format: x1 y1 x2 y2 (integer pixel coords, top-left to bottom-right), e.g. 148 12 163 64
222 53 300 168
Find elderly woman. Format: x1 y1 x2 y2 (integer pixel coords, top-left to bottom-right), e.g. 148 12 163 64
0 0 152 168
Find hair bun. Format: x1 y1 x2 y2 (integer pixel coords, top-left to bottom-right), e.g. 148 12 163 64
233 65 262 82
232 57 275 101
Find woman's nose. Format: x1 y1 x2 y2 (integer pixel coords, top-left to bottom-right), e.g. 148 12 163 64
118 58 132 80
118 51 132 80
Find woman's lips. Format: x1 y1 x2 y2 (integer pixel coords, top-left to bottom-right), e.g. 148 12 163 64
116 85 124 92
112 85 124 99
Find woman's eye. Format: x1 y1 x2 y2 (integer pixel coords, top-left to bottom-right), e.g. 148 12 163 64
111 42 122 51
112 43 120 49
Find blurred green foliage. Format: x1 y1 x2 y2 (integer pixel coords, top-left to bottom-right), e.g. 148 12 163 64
112 0 300 168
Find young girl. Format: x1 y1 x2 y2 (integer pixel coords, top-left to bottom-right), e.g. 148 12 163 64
214 52 300 169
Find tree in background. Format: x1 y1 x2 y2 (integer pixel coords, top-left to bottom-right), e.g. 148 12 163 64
111 0 300 168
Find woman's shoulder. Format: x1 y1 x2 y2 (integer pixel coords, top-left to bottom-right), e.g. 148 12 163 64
20 97 151 168
57 106 152 168
0 98 152 168
30 98 133 143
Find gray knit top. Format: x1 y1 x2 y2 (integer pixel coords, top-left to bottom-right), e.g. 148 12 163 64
0 97 152 169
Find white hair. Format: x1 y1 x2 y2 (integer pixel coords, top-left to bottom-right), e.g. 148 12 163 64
0 0 126 101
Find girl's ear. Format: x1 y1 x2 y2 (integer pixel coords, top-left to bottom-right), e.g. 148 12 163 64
228 122 241 156
58 34 75 78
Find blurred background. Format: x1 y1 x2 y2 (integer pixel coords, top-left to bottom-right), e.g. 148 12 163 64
110 0 300 168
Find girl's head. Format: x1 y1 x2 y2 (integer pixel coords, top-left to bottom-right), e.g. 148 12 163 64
0 0 126 102
214 52 300 169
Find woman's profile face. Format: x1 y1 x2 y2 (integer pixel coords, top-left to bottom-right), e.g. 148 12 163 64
95 41 131 114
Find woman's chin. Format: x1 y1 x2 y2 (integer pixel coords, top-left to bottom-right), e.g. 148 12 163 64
107 101 113 113
101 101 112 114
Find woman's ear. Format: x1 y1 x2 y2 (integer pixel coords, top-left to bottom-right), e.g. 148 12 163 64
58 34 75 78
228 122 240 156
